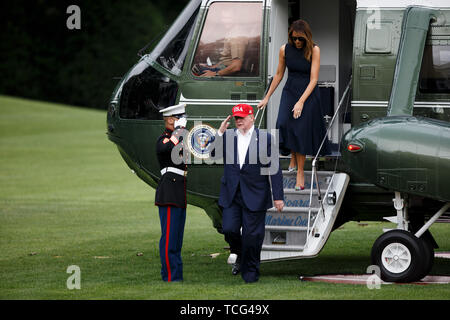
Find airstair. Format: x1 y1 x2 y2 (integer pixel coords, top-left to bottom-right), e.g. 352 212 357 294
258 77 352 262
261 169 349 261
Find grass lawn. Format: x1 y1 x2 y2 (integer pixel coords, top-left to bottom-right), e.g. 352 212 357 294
0 95 449 300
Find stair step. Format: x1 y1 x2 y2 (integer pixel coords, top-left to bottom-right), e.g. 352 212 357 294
283 189 326 208
262 244 305 251
279 149 340 159
267 207 319 213
266 210 317 236
281 170 335 175
283 189 325 194
265 225 308 232
282 171 333 191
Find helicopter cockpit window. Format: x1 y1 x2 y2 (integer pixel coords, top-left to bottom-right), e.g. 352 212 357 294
119 61 178 120
419 44 450 94
191 2 262 78
149 0 201 75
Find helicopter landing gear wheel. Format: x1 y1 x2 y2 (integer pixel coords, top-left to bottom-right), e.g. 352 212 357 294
415 237 434 281
371 230 423 283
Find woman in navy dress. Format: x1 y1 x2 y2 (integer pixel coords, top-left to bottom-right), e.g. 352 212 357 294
257 20 329 190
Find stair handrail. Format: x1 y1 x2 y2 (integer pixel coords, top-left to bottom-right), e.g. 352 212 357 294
254 103 266 129
255 76 274 129
304 173 339 249
307 77 352 239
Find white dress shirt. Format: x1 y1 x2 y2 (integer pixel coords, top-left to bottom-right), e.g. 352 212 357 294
218 125 255 169
236 125 254 169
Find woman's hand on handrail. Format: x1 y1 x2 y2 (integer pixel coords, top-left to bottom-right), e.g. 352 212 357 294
257 97 269 110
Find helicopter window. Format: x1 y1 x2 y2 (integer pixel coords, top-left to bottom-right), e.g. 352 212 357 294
364 22 393 54
419 44 450 94
149 0 201 75
119 61 178 120
191 2 262 78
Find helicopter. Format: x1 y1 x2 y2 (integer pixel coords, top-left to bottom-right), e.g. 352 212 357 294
107 0 450 283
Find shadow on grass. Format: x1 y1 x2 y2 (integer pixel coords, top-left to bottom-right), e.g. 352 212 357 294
262 254 372 278
262 252 450 279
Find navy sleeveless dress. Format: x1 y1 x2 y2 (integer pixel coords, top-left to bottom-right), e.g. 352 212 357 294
276 43 330 156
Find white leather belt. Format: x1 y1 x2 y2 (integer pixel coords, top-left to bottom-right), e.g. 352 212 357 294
161 167 187 177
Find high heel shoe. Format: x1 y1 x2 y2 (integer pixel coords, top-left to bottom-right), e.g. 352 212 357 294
288 166 297 172
294 185 305 191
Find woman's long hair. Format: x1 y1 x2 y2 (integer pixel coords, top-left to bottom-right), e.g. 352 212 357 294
288 20 314 62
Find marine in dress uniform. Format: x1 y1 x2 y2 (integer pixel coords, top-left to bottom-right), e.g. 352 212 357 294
155 103 188 282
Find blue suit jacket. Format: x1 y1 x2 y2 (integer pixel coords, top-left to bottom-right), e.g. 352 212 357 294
217 128 284 212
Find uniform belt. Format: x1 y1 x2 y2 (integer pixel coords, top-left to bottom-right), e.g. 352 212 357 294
161 167 187 177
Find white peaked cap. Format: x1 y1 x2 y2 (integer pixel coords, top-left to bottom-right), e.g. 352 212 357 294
159 103 186 117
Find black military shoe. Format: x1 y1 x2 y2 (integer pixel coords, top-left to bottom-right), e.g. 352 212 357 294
232 257 241 275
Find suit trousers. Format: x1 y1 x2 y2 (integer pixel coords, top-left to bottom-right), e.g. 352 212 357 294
158 205 186 282
222 185 266 283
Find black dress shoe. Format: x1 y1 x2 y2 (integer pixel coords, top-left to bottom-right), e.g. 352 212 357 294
231 257 241 275
244 277 258 283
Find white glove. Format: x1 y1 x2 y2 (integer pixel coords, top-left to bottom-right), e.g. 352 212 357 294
174 117 187 129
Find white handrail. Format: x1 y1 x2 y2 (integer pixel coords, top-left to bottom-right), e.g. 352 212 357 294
307 77 352 238
255 76 273 129
254 105 266 129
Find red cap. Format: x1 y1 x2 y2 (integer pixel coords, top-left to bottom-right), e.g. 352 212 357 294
232 104 254 117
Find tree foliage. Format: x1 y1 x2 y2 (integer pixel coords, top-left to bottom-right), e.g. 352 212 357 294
0 0 189 109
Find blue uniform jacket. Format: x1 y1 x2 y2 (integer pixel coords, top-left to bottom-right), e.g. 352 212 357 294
217 128 284 212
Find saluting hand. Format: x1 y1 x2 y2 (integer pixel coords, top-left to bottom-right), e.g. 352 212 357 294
219 115 232 134
174 117 187 129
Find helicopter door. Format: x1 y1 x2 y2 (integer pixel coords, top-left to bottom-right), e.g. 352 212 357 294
179 1 266 129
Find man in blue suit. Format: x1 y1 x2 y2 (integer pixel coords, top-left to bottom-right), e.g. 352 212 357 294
216 104 284 283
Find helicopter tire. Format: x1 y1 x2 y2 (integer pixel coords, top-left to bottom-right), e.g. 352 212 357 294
371 230 423 283
415 236 434 281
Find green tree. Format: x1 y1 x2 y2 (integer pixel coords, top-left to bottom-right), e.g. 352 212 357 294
0 0 189 109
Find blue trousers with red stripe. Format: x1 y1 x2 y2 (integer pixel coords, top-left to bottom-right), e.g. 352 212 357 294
158 206 186 282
